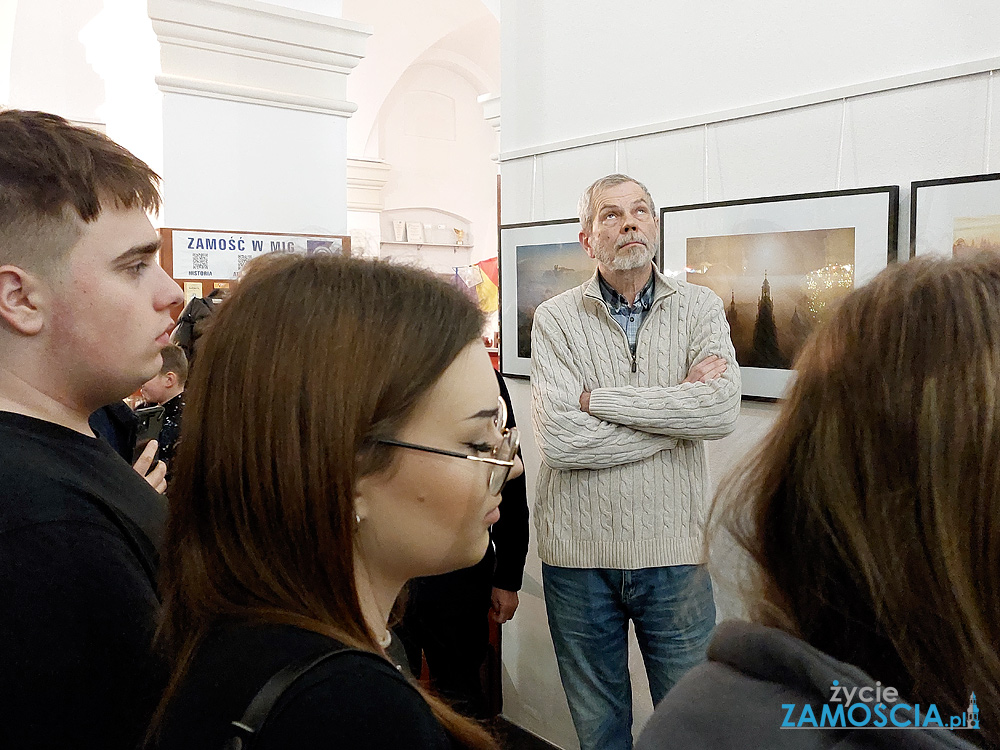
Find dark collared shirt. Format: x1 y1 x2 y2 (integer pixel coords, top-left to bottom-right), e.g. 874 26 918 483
598 270 655 355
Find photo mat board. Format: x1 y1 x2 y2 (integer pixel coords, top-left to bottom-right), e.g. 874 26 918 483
499 219 595 378
910 173 1000 258
660 186 899 399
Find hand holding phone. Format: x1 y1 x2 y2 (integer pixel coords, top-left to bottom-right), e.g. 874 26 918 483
132 405 166 464
132 439 167 493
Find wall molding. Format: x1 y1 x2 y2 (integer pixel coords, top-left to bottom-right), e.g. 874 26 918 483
479 93 500 135
149 0 370 117
500 56 1000 162
347 157 391 211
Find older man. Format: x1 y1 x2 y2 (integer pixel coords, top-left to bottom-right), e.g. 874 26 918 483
0 110 183 748
530 174 741 750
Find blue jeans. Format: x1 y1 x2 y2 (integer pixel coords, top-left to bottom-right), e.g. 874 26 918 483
542 563 716 750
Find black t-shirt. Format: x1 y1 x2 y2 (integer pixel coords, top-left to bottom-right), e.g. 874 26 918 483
0 411 167 749
156 623 456 750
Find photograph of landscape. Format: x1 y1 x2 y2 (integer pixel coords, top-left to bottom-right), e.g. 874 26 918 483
686 227 856 369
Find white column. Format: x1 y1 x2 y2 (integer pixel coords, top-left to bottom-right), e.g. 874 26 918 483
346 156 390 257
148 0 370 234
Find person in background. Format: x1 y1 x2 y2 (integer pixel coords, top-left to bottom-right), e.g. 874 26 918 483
89 398 141 462
397 368 529 720
637 255 1000 750
138 343 188 473
89 400 168 493
530 173 741 750
169 286 226 371
0 109 182 748
151 254 519 749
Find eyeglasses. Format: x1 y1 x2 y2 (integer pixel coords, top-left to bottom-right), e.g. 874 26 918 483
373 397 520 495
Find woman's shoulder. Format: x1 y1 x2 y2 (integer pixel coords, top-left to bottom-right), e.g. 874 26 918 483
636 621 976 750
161 623 451 750
260 650 451 749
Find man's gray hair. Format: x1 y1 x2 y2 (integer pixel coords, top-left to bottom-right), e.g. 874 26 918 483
578 174 656 233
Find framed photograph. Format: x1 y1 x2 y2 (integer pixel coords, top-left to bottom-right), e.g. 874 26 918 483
660 186 898 399
499 219 595 378
910 173 1000 258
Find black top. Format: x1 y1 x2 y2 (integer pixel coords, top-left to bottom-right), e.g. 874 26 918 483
489 371 529 592
0 411 167 749
156 622 456 750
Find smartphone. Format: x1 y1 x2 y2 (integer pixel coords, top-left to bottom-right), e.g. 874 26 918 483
132 405 166 465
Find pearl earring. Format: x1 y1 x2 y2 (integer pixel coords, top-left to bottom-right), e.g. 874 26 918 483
355 513 362 525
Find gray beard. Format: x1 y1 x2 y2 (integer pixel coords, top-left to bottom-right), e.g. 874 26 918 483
603 242 655 271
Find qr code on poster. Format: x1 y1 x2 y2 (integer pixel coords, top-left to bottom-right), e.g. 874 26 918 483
237 255 252 271
192 253 209 270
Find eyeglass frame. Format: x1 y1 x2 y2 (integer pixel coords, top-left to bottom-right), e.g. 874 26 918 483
371 397 519 494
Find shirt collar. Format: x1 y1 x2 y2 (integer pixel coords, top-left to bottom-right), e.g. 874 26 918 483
597 269 655 313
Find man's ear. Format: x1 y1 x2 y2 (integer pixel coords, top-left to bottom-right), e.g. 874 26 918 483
0 265 46 335
579 230 597 260
164 371 177 389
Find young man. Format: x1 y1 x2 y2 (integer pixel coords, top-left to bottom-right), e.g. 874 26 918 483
139 343 188 472
530 174 741 750
0 110 183 748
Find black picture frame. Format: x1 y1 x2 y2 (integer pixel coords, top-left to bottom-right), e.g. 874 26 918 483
910 172 1000 258
498 218 593 378
659 185 899 399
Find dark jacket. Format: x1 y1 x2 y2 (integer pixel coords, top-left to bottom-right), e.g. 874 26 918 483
89 400 139 462
636 620 981 750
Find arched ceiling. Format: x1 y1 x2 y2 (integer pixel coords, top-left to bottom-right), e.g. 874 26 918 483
342 0 499 157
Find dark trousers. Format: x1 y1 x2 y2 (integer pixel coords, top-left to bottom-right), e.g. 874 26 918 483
396 548 495 719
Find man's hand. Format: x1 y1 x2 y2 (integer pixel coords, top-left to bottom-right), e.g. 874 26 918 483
579 390 591 413
133 440 167 494
682 355 728 384
490 588 519 623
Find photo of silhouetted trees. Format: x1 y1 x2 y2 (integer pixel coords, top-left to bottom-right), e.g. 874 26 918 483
687 227 856 370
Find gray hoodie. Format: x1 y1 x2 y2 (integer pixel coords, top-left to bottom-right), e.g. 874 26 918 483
636 620 983 750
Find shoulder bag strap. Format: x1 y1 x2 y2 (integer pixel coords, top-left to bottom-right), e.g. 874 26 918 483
222 646 378 750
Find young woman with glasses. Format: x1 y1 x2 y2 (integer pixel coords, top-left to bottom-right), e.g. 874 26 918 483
149 254 517 749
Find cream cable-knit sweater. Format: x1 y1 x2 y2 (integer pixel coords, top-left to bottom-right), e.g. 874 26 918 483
530 269 741 569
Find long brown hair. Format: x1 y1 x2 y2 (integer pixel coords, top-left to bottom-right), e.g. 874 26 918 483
713 254 1000 747
153 253 496 748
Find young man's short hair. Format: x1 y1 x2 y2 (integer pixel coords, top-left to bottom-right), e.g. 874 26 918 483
0 109 161 273
158 344 189 386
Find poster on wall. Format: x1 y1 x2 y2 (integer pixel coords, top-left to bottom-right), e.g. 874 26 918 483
660 186 898 399
498 219 595 378
910 173 1000 258
161 228 350 282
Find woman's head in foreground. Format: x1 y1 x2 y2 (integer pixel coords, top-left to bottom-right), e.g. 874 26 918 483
160 253 507 650
716 253 1000 737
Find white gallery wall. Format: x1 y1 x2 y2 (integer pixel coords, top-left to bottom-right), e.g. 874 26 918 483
498 1 1000 747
